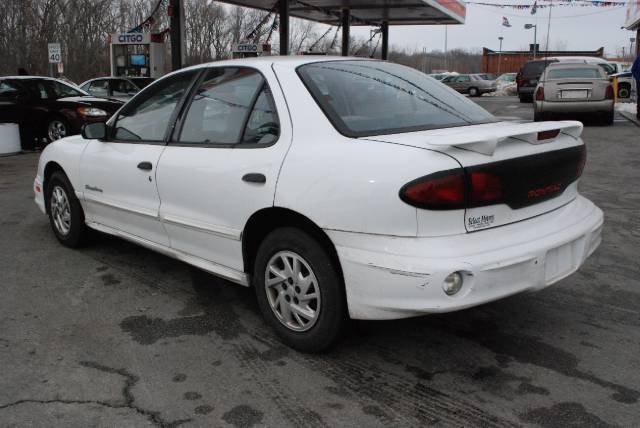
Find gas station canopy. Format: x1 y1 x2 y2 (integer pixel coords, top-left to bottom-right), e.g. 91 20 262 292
167 0 466 69
222 0 466 26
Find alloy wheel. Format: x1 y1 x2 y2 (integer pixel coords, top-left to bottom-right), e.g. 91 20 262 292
50 185 71 235
264 251 321 332
48 120 67 141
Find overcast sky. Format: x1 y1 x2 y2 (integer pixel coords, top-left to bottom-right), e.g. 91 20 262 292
343 4 634 58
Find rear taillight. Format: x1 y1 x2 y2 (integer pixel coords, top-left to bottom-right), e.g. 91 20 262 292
605 85 614 100
399 170 465 210
535 87 545 101
400 145 586 211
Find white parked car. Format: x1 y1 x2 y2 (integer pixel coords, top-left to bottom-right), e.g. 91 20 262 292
34 57 603 352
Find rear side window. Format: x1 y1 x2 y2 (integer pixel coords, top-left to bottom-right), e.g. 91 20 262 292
547 67 603 79
114 70 197 142
178 67 278 145
298 60 495 137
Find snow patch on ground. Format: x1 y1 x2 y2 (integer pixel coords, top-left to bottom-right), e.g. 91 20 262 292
615 102 637 114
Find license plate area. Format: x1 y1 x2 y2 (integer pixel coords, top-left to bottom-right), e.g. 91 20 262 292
561 90 589 99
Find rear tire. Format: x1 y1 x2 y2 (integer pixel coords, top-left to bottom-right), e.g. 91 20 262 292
534 110 546 122
253 227 345 353
617 83 630 99
468 87 480 97
45 171 88 247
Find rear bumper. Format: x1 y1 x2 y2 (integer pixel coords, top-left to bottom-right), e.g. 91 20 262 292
518 86 535 96
328 195 603 320
536 99 613 114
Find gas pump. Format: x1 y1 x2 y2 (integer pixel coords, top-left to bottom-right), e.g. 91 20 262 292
109 32 166 78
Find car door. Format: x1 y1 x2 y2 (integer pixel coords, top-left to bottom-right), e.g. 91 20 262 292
155 66 291 274
6 79 52 148
79 70 199 246
0 81 30 143
455 75 471 92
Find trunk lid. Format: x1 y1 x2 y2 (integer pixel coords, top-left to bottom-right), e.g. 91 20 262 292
543 79 609 102
364 120 585 233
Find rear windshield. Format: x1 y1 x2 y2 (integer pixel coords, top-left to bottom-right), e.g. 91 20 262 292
547 67 603 79
521 60 555 76
297 61 495 137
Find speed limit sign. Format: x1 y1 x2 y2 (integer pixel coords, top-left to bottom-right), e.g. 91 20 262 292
48 43 61 63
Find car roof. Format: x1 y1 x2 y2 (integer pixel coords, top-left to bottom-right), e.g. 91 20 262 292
542 56 608 63
178 55 375 73
546 62 603 69
2 75 64 81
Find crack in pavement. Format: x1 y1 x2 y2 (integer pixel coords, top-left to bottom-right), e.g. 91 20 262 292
0 361 191 428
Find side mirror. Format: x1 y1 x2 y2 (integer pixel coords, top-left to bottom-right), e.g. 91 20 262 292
81 122 106 140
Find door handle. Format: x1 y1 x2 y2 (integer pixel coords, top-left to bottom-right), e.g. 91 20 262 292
137 161 153 171
242 173 266 184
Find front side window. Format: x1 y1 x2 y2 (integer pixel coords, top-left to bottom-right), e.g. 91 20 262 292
178 67 274 145
114 70 197 142
298 61 495 137
49 80 86 98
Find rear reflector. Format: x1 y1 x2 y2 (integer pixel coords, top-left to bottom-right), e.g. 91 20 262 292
400 145 586 211
468 171 503 205
538 129 560 140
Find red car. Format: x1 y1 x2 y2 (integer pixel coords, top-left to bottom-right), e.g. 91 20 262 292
0 76 123 150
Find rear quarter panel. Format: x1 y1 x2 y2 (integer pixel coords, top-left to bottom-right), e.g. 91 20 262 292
272 63 465 237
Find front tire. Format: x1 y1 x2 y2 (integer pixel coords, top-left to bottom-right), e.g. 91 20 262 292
46 171 87 247
47 117 70 142
253 227 345 353
468 87 479 97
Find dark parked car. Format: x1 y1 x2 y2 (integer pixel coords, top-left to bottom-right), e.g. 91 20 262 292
0 76 123 149
516 60 558 103
80 77 154 101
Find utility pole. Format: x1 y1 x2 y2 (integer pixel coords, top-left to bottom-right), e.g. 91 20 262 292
498 36 503 75
444 25 448 70
525 24 537 59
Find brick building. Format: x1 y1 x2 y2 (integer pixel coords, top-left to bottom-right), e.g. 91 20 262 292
482 46 605 74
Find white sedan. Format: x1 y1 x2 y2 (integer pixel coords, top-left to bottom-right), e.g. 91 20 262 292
34 57 603 352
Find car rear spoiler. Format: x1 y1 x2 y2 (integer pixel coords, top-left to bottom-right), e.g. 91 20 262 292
425 121 583 155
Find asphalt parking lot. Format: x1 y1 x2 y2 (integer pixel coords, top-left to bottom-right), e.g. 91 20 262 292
1 96 639 428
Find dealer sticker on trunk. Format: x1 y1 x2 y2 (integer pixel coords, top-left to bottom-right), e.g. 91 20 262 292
467 214 496 231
